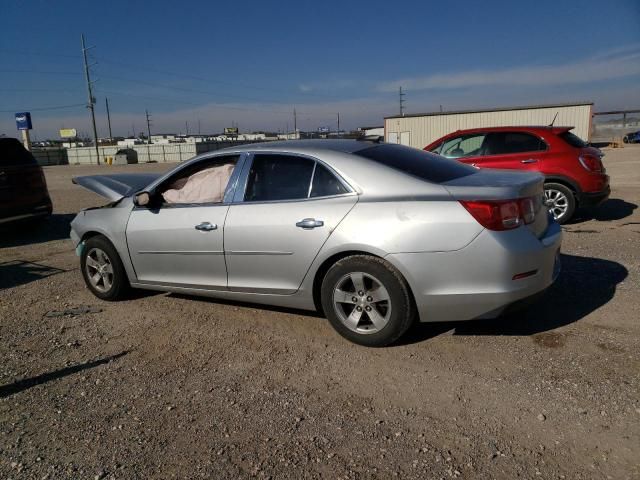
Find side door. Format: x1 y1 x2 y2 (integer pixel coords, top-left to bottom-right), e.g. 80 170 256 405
437 133 487 166
125 154 243 289
224 153 358 294
476 131 549 171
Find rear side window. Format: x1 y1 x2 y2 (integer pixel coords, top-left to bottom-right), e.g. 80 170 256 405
310 163 348 197
245 154 314 201
558 131 588 148
483 132 547 155
354 144 476 183
0 138 37 166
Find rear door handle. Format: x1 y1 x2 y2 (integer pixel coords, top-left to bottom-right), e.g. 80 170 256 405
195 222 217 231
296 218 324 229
521 159 538 164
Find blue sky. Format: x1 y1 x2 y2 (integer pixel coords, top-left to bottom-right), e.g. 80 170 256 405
1 0 639 138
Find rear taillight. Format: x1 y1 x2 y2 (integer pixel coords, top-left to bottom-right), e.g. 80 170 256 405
460 197 537 231
578 153 603 172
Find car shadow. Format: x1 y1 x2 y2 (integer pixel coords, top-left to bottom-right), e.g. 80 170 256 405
0 213 76 249
568 198 637 223
397 253 628 345
0 351 129 399
0 260 68 290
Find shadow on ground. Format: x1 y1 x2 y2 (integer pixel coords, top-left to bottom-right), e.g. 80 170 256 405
569 198 637 223
0 213 75 249
0 351 129 399
0 260 68 290
400 253 628 345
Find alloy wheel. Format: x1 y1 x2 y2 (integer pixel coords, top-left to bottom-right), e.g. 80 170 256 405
332 272 392 334
545 188 569 220
85 247 114 293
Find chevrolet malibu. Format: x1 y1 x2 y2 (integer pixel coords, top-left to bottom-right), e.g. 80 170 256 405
70 140 561 347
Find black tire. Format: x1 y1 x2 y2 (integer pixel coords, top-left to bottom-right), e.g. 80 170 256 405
544 182 576 224
320 255 416 347
80 235 130 301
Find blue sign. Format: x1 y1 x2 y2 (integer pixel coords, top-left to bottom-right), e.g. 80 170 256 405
15 112 33 130
318 126 329 133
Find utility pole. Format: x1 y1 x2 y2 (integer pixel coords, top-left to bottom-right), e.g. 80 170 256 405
293 108 297 139
82 34 100 164
105 97 113 144
185 121 189 135
399 86 406 117
198 119 201 135
145 109 152 144
337 112 340 136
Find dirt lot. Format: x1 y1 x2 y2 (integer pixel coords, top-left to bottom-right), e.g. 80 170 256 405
1 146 639 479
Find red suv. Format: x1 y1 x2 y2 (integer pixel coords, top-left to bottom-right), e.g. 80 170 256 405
424 126 610 224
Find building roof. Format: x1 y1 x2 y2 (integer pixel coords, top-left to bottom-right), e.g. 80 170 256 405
385 101 594 120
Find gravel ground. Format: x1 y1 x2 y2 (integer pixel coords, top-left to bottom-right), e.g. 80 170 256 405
1 146 639 479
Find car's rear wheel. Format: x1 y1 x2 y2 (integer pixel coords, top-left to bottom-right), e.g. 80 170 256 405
81 235 130 300
320 255 415 347
544 182 576 224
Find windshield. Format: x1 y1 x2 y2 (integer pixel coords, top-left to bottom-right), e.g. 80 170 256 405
354 144 476 183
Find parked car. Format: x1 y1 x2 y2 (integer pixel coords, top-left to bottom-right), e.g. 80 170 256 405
623 131 640 144
0 138 52 226
424 126 610 224
70 140 561 347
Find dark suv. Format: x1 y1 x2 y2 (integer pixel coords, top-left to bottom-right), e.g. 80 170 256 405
0 138 52 225
424 126 610 223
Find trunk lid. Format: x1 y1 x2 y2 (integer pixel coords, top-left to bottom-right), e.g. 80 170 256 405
443 168 549 237
72 173 161 201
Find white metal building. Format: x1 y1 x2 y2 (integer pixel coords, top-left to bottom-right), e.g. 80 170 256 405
384 102 593 149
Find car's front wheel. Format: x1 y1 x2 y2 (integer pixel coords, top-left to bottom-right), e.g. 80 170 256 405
81 235 130 300
544 182 576 224
320 255 416 347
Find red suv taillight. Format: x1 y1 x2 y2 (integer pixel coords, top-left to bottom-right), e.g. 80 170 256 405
578 153 603 173
460 197 537 231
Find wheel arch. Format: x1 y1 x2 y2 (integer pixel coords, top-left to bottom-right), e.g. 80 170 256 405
311 249 416 316
543 175 581 195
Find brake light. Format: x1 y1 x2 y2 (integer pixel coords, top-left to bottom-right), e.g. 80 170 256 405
460 197 537 230
578 153 603 172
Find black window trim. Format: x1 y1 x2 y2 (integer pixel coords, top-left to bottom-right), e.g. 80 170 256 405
233 151 356 205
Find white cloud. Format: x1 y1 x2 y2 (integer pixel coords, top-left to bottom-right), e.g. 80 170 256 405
377 46 640 92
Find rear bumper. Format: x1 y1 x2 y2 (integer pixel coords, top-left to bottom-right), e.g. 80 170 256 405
578 184 610 207
387 221 562 323
0 202 52 225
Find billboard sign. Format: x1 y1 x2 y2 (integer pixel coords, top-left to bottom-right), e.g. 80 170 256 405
224 127 238 135
318 126 330 133
59 128 77 138
15 112 32 130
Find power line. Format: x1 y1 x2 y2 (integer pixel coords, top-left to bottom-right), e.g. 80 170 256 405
0 103 86 113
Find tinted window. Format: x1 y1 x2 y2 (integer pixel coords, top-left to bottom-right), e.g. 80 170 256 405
559 131 588 148
0 138 37 166
440 133 486 158
483 132 546 155
354 144 476 183
310 163 348 197
245 154 314 201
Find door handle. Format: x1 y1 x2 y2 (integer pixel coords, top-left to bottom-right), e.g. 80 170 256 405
521 158 538 164
296 218 324 229
195 222 217 231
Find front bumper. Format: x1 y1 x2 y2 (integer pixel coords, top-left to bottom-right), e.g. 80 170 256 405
387 221 562 323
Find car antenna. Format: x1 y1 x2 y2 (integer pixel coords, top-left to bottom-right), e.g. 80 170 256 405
548 112 558 127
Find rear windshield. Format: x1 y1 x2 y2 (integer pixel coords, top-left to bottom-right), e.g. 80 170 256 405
354 144 476 183
558 131 588 148
0 138 37 166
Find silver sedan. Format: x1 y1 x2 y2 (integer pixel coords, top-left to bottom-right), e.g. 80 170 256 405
70 140 561 346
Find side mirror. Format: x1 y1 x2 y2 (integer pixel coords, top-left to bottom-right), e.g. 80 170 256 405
133 191 151 207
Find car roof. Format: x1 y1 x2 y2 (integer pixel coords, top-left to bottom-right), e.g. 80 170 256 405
219 139 375 155
444 126 573 136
